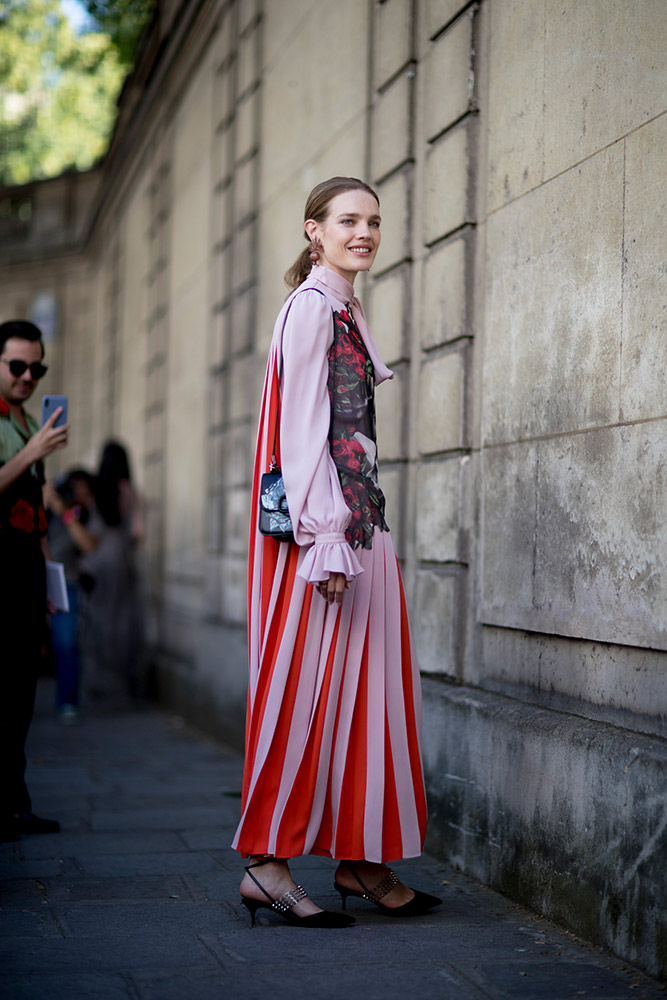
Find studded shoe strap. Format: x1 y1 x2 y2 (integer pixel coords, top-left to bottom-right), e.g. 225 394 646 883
271 883 308 913
364 867 398 903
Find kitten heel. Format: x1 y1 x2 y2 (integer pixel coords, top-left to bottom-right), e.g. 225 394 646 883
334 882 351 911
240 896 263 927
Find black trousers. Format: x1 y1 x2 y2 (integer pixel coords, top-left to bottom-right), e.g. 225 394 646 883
0 537 46 820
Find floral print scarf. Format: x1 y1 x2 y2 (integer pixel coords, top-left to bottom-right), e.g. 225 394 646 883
328 306 389 550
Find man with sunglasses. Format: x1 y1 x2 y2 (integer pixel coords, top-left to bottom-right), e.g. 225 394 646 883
0 319 68 842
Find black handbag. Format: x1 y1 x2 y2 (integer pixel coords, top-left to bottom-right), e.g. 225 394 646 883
259 466 293 541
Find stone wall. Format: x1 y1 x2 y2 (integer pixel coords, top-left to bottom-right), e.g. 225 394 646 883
1 0 666 978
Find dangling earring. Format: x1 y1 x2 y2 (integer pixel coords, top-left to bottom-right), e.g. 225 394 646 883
309 238 322 263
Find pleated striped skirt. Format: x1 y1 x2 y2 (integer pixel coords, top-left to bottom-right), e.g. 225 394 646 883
232 528 427 863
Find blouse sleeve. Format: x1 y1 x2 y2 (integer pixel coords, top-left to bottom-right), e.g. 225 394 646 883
279 289 363 583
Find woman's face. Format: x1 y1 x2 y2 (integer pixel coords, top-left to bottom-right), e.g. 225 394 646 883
305 189 381 285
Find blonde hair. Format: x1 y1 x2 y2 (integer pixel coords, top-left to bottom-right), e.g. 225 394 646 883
284 176 380 291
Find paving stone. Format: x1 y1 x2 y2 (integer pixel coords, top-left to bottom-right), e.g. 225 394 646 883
60 851 222 878
133 957 485 1000
0 906 63 938
17 830 185 858
0 856 66 880
179 827 238 850
88 791 227 810
52 899 236 938
467 960 649 1000
129 965 236 1000
89 806 230 833
1 928 212 974
0 973 133 999
42 874 187 903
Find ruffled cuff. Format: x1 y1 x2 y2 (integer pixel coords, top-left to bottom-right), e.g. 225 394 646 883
297 531 364 583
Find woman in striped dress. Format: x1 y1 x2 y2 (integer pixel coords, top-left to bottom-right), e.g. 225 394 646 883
233 177 440 927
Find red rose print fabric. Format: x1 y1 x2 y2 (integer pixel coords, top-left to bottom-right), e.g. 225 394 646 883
327 306 389 550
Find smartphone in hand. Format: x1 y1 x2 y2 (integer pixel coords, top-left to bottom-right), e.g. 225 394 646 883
41 395 68 428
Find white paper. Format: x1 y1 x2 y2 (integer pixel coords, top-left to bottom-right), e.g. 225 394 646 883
46 561 70 613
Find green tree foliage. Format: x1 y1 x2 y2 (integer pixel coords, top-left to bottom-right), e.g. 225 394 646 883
83 0 156 67
0 0 153 187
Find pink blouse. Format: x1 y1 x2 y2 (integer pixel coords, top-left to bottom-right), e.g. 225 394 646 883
270 265 393 584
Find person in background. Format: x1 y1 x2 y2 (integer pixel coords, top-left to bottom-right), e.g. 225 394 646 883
44 469 99 724
0 319 67 841
79 441 147 703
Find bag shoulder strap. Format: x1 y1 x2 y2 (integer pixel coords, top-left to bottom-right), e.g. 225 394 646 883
269 286 330 470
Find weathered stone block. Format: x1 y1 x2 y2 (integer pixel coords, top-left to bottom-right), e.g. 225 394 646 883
479 439 540 624
205 491 223 556
213 4 233 67
307 117 367 193
486 0 545 211
209 305 228 367
208 371 224 429
371 71 412 181
621 114 667 422
204 553 222 613
224 486 251 556
374 0 413 89
236 23 258 98
260 0 369 199
543 0 667 179
231 221 255 293
482 144 623 444
224 423 252 488
211 184 231 247
423 11 473 141
214 66 234 131
228 353 254 422
235 91 258 163
422 678 667 980
263 0 319 68
378 465 405 557
481 626 667 721
412 570 458 675
423 126 469 244
480 423 667 650
415 459 460 562
238 0 259 34
171 75 211 292
375 169 410 271
165 275 208 576
233 155 256 226
256 182 304 345
230 288 254 356
417 350 464 455
423 0 470 40
421 237 466 348
366 268 406 364
210 245 229 307
220 554 248 624
376 368 406 461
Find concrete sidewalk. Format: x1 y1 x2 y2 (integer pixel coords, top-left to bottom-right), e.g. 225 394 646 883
1 681 664 1000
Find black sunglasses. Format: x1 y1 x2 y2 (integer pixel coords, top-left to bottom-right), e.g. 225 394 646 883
1 358 49 380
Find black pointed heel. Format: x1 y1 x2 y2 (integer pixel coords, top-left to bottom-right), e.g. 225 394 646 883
334 863 442 918
241 896 262 927
241 858 355 928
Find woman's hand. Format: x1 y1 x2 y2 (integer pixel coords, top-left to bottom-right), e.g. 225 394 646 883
315 572 348 606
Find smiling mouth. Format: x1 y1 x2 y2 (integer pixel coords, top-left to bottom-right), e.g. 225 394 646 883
348 247 372 255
